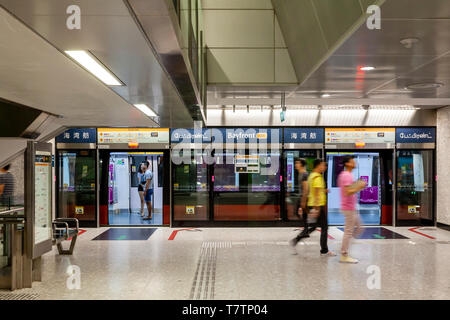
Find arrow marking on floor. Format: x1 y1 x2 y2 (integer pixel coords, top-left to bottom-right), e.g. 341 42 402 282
168 228 198 240
408 227 435 239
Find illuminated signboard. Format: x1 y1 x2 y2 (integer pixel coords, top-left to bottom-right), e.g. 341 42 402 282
34 151 52 245
97 128 169 144
325 128 395 144
56 128 97 143
396 128 435 143
284 128 324 143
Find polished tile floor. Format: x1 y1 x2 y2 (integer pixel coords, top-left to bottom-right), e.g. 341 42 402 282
108 210 163 225
329 204 380 225
2 226 450 300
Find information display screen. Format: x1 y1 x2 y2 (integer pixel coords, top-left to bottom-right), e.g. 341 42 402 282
34 151 52 245
97 128 169 144
235 155 260 174
325 128 395 144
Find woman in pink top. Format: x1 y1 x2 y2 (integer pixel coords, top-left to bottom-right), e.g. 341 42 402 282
337 156 366 263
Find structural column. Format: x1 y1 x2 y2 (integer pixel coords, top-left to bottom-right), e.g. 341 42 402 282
437 106 450 227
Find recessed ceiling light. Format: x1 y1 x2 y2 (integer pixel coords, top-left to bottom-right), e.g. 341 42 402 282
134 104 157 117
65 50 122 86
406 82 443 90
321 94 331 98
360 66 375 71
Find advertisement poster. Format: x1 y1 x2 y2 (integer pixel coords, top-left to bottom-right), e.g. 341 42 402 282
34 151 52 245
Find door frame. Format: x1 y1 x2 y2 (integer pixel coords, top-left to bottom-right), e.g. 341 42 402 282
98 148 170 227
55 147 98 228
394 148 436 227
281 149 323 221
323 149 395 226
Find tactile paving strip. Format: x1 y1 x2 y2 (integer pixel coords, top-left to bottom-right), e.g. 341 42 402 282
0 293 38 300
189 242 232 300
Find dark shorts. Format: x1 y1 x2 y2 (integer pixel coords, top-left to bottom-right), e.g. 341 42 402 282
138 184 144 192
144 189 153 202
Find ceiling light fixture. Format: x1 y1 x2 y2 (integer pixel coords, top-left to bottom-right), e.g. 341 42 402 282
370 105 417 110
133 104 157 117
359 66 375 71
322 105 364 110
65 50 122 86
321 94 331 98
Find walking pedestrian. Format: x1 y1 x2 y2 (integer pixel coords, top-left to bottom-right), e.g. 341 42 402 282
291 159 336 257
289 158 309 247
337 156 366 263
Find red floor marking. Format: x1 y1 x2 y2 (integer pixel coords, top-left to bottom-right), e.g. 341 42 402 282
67 229 87 241
168 228 197 240
408 227 435 239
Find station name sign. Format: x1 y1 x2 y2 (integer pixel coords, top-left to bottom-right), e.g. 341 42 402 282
219 128 281 144
170 128 211 143
396 128 436 143
284 128 324 143
56 128 97 143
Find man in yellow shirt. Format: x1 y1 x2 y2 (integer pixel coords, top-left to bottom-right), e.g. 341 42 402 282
296 159 336 256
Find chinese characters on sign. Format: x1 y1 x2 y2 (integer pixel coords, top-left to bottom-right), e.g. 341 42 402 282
56 128 97 143
284 128 324 144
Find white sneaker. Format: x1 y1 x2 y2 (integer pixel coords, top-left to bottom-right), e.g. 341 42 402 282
340 255 359 263
321 251 337 257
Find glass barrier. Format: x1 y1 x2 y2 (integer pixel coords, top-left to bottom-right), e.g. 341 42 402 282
1 154 25 269
173 150 209 221
213 151 281 221
58 150 96 222
0 207 25 271
397 150 434 223
284 150 321 221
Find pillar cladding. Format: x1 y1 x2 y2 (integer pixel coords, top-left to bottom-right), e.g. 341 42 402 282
437 106 450 226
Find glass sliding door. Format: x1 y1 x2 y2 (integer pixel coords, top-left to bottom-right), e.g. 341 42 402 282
173 150 209 221
57 150 96 226
284 150 321 220
326 152 382 225
396 150 434 225
213 150 281 221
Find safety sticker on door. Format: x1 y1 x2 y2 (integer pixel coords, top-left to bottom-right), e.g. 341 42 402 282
75 206 84 215
408 206 419 214
185 206 195 215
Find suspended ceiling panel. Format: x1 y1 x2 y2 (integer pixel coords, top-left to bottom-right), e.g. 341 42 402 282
210 0 450 106
0 0 194 128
